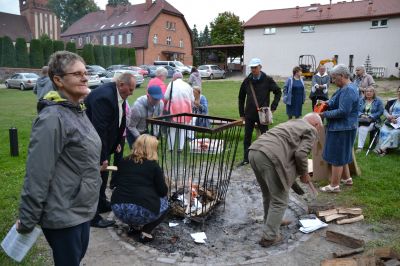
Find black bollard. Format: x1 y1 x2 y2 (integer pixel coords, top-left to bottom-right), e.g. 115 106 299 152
9 127 19 156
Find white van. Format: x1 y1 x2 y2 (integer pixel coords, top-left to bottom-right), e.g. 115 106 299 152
154 60 190 74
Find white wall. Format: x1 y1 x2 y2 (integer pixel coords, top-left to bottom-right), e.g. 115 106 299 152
244 17 400 78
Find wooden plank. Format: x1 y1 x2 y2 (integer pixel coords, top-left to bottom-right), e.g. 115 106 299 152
337 208 363 215
321 257 375 266
337 215 364 225
308 203 336 215
324 213 348 222
333 247 364 258
317 209 338 217
326 230 365 248
368 247 400 260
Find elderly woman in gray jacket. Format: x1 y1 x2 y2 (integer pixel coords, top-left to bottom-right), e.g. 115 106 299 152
16 51 106 266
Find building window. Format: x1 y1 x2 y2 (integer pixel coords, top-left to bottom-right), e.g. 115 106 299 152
78 37 82 46
264 27 276 35
371 19 388 28
165 21 176 31
179 39 183 48
166 21 170 29
153 34 158 44
102 36 107 45
166 36 171 46
85 36 90 44
126 33 132 44
301 25 315 33
118 34 123 45
110 35 115 45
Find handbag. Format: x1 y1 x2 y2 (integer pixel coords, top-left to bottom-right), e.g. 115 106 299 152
358 116 373 126
249 82 273 125
313 101 328 113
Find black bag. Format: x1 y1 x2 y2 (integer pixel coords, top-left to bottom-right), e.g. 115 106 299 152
358 117 373 126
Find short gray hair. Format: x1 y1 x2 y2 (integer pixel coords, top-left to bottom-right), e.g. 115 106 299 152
303 112 323 127
41 66 49 76
330 64 351 79
355 65 365 71
192 85 201 93
155 67 168 77
48 51 85 84
117 72 136 86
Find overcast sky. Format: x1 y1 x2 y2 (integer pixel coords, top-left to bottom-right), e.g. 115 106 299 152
1 0 341 30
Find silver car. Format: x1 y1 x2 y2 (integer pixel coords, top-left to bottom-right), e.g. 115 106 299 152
5 73 39 90
88 74 101 89
198 65 226 80
100 70 144 87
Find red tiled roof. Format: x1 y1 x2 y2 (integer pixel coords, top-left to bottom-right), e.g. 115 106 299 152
244 0 400 28
0 12 32 41
61 0 183 37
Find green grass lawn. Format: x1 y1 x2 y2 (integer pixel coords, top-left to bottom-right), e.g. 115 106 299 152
0 79 399 264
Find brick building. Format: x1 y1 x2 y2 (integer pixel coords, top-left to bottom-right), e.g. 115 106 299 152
61 0 193 66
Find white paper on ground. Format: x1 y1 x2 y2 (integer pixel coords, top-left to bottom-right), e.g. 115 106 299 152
299 218 328 234
169 222 179 227
190 232 207 244
1 224 42 262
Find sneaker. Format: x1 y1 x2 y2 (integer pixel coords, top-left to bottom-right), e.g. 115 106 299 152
320 184 341 193
259 235 283 248
237 160 249 167
341 177 353 186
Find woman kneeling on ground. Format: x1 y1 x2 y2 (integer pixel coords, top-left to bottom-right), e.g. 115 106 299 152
111 134 169 242
374 86 400 156
356 86 384 153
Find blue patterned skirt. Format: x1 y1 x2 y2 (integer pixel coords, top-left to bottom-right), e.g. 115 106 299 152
111 196 169 225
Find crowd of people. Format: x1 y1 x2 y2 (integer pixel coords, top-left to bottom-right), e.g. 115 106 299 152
14 51 399 265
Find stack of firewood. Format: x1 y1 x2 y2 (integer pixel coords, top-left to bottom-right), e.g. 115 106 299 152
317 207 364 224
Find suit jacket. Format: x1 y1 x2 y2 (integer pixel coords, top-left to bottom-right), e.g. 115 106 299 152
85 82 126 163
249 119 317 191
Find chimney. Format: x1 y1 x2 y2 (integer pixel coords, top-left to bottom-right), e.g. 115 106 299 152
295 6 300 18
367 0 373 15
106 4 115 19
319 8 323 17
327 5 331 17
145 0 155 10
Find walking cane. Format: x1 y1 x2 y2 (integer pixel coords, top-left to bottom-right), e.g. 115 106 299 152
366 126 380 156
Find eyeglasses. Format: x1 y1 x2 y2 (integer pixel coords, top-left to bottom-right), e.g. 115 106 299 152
62 71 89 78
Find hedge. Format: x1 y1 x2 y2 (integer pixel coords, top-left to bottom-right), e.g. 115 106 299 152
1 36 16 67
128 48 136 66
42 39 54 65
111 47 121 65
66 42 77 53
103 46 112 67
53 40 65 52
82 44 95 65
15 38 29 68
0 37 3 67
30 39 44 68
120 48 129 65
93 45 105 67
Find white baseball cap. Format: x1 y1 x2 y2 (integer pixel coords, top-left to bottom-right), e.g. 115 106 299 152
249 58 262 67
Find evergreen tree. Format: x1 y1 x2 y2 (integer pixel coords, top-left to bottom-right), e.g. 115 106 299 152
192 24 199 48
82 44 95 65
111 47 121 64
0 37 4 67
199 25 211 46
103 46 112 67
1 36 16 67
30 39 44 68
120 48 129 65
93 45 105 66
107 0 130 7
128 48 136 66
53 40 65 52
66 42 77 53
42 39 54 65
15 38 30 68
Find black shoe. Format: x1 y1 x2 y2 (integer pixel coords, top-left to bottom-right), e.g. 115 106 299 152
99 202 112 214
127 225 141 236
237 160 249 167
91 218 115 228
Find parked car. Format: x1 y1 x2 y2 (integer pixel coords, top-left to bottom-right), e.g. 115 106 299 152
198 65 226 79
106 64 129 71
154 60 190 74
126 66 148 77
141 65 157 78
88 74 101 89
163 65 180 78
86 65 107 77
5 73 39 90
100 70 144 87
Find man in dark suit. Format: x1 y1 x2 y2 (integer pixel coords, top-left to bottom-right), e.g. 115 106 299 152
85 72 136 228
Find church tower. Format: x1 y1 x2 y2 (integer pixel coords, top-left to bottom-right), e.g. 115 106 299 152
19 0 60 40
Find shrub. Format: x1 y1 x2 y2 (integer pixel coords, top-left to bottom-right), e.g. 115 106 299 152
0 37 3 67
66 42 77 53
111 47 121 65
82 44 95 65
15 38 29 68
42 39 53 65
128 48 136 66
93 45 104 67
29 39 44 68
1 36 16 67
103 46 112 67
120 48 129 65
53 40 64 52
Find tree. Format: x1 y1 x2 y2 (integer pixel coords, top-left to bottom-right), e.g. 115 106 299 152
1 36 16 67
15 38 29 68
128 48 136 66
93 45 105 66
47 0 100 31
120 48 129 65
66 42 77 53
210 12 243 45
107 0 130 7
199 25 211 47
42 39 54 65
82 44 95 65
53 40 65 52
30 39 44 68
103 46 112 67
192 24 200 48
111 47 121 64
0 37 4 67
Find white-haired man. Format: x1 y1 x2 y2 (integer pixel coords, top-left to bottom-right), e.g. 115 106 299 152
354 65 376 97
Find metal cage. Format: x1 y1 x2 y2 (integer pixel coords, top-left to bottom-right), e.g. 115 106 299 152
147 113 242 222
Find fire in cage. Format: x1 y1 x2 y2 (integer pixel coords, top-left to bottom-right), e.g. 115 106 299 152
147 113 242 223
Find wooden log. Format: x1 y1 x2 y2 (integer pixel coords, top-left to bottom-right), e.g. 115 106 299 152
368 247 400 260
308 203 335 215
337 208 363 215
321 256 375 266
317 209 338 217
333 247 364 258
324 213 348 222
337 215 364 225
326 230 365 248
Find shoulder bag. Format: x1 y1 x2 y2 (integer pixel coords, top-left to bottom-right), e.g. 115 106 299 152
249 81 273 125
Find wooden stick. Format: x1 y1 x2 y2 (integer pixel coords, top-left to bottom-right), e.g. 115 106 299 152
317 209 338 217
324 214 347 222
337 215 364 225
326 230 365 248
337 208 363 215
333 247 364 258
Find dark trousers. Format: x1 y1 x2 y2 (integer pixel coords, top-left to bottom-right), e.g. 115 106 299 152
243 116 268 161
126 130 137 149
92 155 111 223
142 211 169 234
110 137 125 188
42 222 90 266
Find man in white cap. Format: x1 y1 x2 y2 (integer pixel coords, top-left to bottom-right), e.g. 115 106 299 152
238 58 282 166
